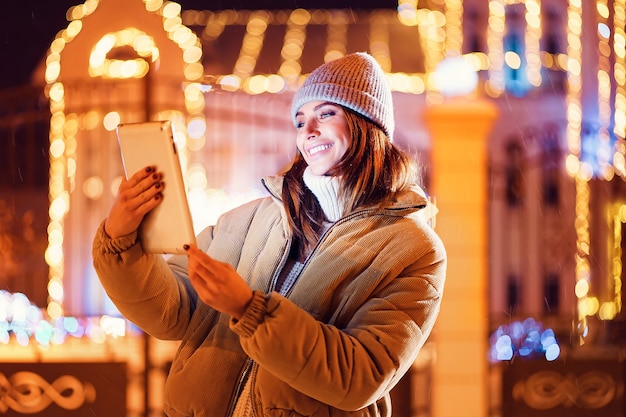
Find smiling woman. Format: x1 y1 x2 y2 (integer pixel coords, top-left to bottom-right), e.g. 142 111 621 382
295 102 352 176
92 51 446 417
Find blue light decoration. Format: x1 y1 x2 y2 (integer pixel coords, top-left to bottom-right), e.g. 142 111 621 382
580 121 618 178
489 317 561 362
0 290 131 347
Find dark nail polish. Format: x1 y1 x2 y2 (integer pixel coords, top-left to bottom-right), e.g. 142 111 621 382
155 182 161 189
183 244 190 250
146 166 153 172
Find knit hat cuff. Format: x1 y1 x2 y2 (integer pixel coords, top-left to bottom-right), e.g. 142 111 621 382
291 52 395 141
293 84 391 138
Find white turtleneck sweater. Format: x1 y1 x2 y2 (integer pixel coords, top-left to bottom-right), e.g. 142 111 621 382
302 166 342 223
272 167 342 295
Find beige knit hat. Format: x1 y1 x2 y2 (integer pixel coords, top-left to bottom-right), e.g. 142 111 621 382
291 52 395 140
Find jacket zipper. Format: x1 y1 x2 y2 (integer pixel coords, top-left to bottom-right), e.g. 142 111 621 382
268 208 381 298
225 358 254 417
225 204 425 416
249 364 260 417
226 237 292 417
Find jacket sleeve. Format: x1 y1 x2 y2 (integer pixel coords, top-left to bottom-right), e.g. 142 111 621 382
91 220 212 340
91 197 262 340
229 223 447 411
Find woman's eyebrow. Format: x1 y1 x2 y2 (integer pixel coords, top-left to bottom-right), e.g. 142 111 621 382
314 102 338 111
295 102 339 118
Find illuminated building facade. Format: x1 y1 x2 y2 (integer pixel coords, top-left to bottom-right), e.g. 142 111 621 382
0 0 625 416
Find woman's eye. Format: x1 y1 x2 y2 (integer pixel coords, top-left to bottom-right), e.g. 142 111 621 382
320 110 336 119
295 120 305 128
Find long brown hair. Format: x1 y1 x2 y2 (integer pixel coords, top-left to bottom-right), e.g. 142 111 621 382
282 108 419 259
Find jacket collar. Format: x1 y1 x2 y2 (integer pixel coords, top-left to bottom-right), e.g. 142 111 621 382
261 175 431 218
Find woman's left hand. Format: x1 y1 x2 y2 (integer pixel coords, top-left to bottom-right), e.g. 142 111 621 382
184 245 253 320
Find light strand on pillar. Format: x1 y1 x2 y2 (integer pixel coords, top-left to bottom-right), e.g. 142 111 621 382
524 0 543 88
416 8 446 76
565 1 583 161
44 2 95 320
597 1 626 322
154 2 207 229
486 1 506 96
613 0 626 176
564 0 591 344
597 0 614 180
444 0 463 57
486 0 542 97
602 203 625 321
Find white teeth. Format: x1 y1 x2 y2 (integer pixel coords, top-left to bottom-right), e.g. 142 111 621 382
309 144 332 155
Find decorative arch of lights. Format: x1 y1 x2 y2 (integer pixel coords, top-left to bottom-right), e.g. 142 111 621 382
88 28 159 79
44 0 205 319
564 0 626 343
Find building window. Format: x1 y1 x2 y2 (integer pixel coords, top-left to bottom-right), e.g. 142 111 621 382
505 140 524 208
541 124 561 207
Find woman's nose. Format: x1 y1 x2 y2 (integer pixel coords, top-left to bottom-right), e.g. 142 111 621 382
303 120 319 139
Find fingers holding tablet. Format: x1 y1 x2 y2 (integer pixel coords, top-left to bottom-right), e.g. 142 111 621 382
105 166 164 238
115 121 197 254
132 166 163 206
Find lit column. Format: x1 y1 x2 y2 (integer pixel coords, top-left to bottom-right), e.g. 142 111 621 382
424 95 498 417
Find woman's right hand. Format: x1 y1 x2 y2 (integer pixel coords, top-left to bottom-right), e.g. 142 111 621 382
104 166 163 239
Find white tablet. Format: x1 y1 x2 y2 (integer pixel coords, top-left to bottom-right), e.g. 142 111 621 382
116 120 197 254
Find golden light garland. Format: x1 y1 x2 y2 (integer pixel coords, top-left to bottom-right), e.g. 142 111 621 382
604 0 625 321
613 1 626 176
277 8 309 86
597 0 614 180
180 8 438 95
564 0 591 344
601 202 626 321
567 0 626 342
444 0 463 57
486 0 542 97
233 11 270 80
416 8 446 77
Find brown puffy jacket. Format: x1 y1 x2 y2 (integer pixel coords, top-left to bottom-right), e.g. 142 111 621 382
92 175 446 417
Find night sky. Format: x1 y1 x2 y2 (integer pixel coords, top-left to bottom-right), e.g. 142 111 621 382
0 0 396 89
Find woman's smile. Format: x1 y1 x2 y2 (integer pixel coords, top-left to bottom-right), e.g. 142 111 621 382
308 143 333 155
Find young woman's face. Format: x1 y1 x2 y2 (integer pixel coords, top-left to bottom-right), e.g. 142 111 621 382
295 101 351 176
